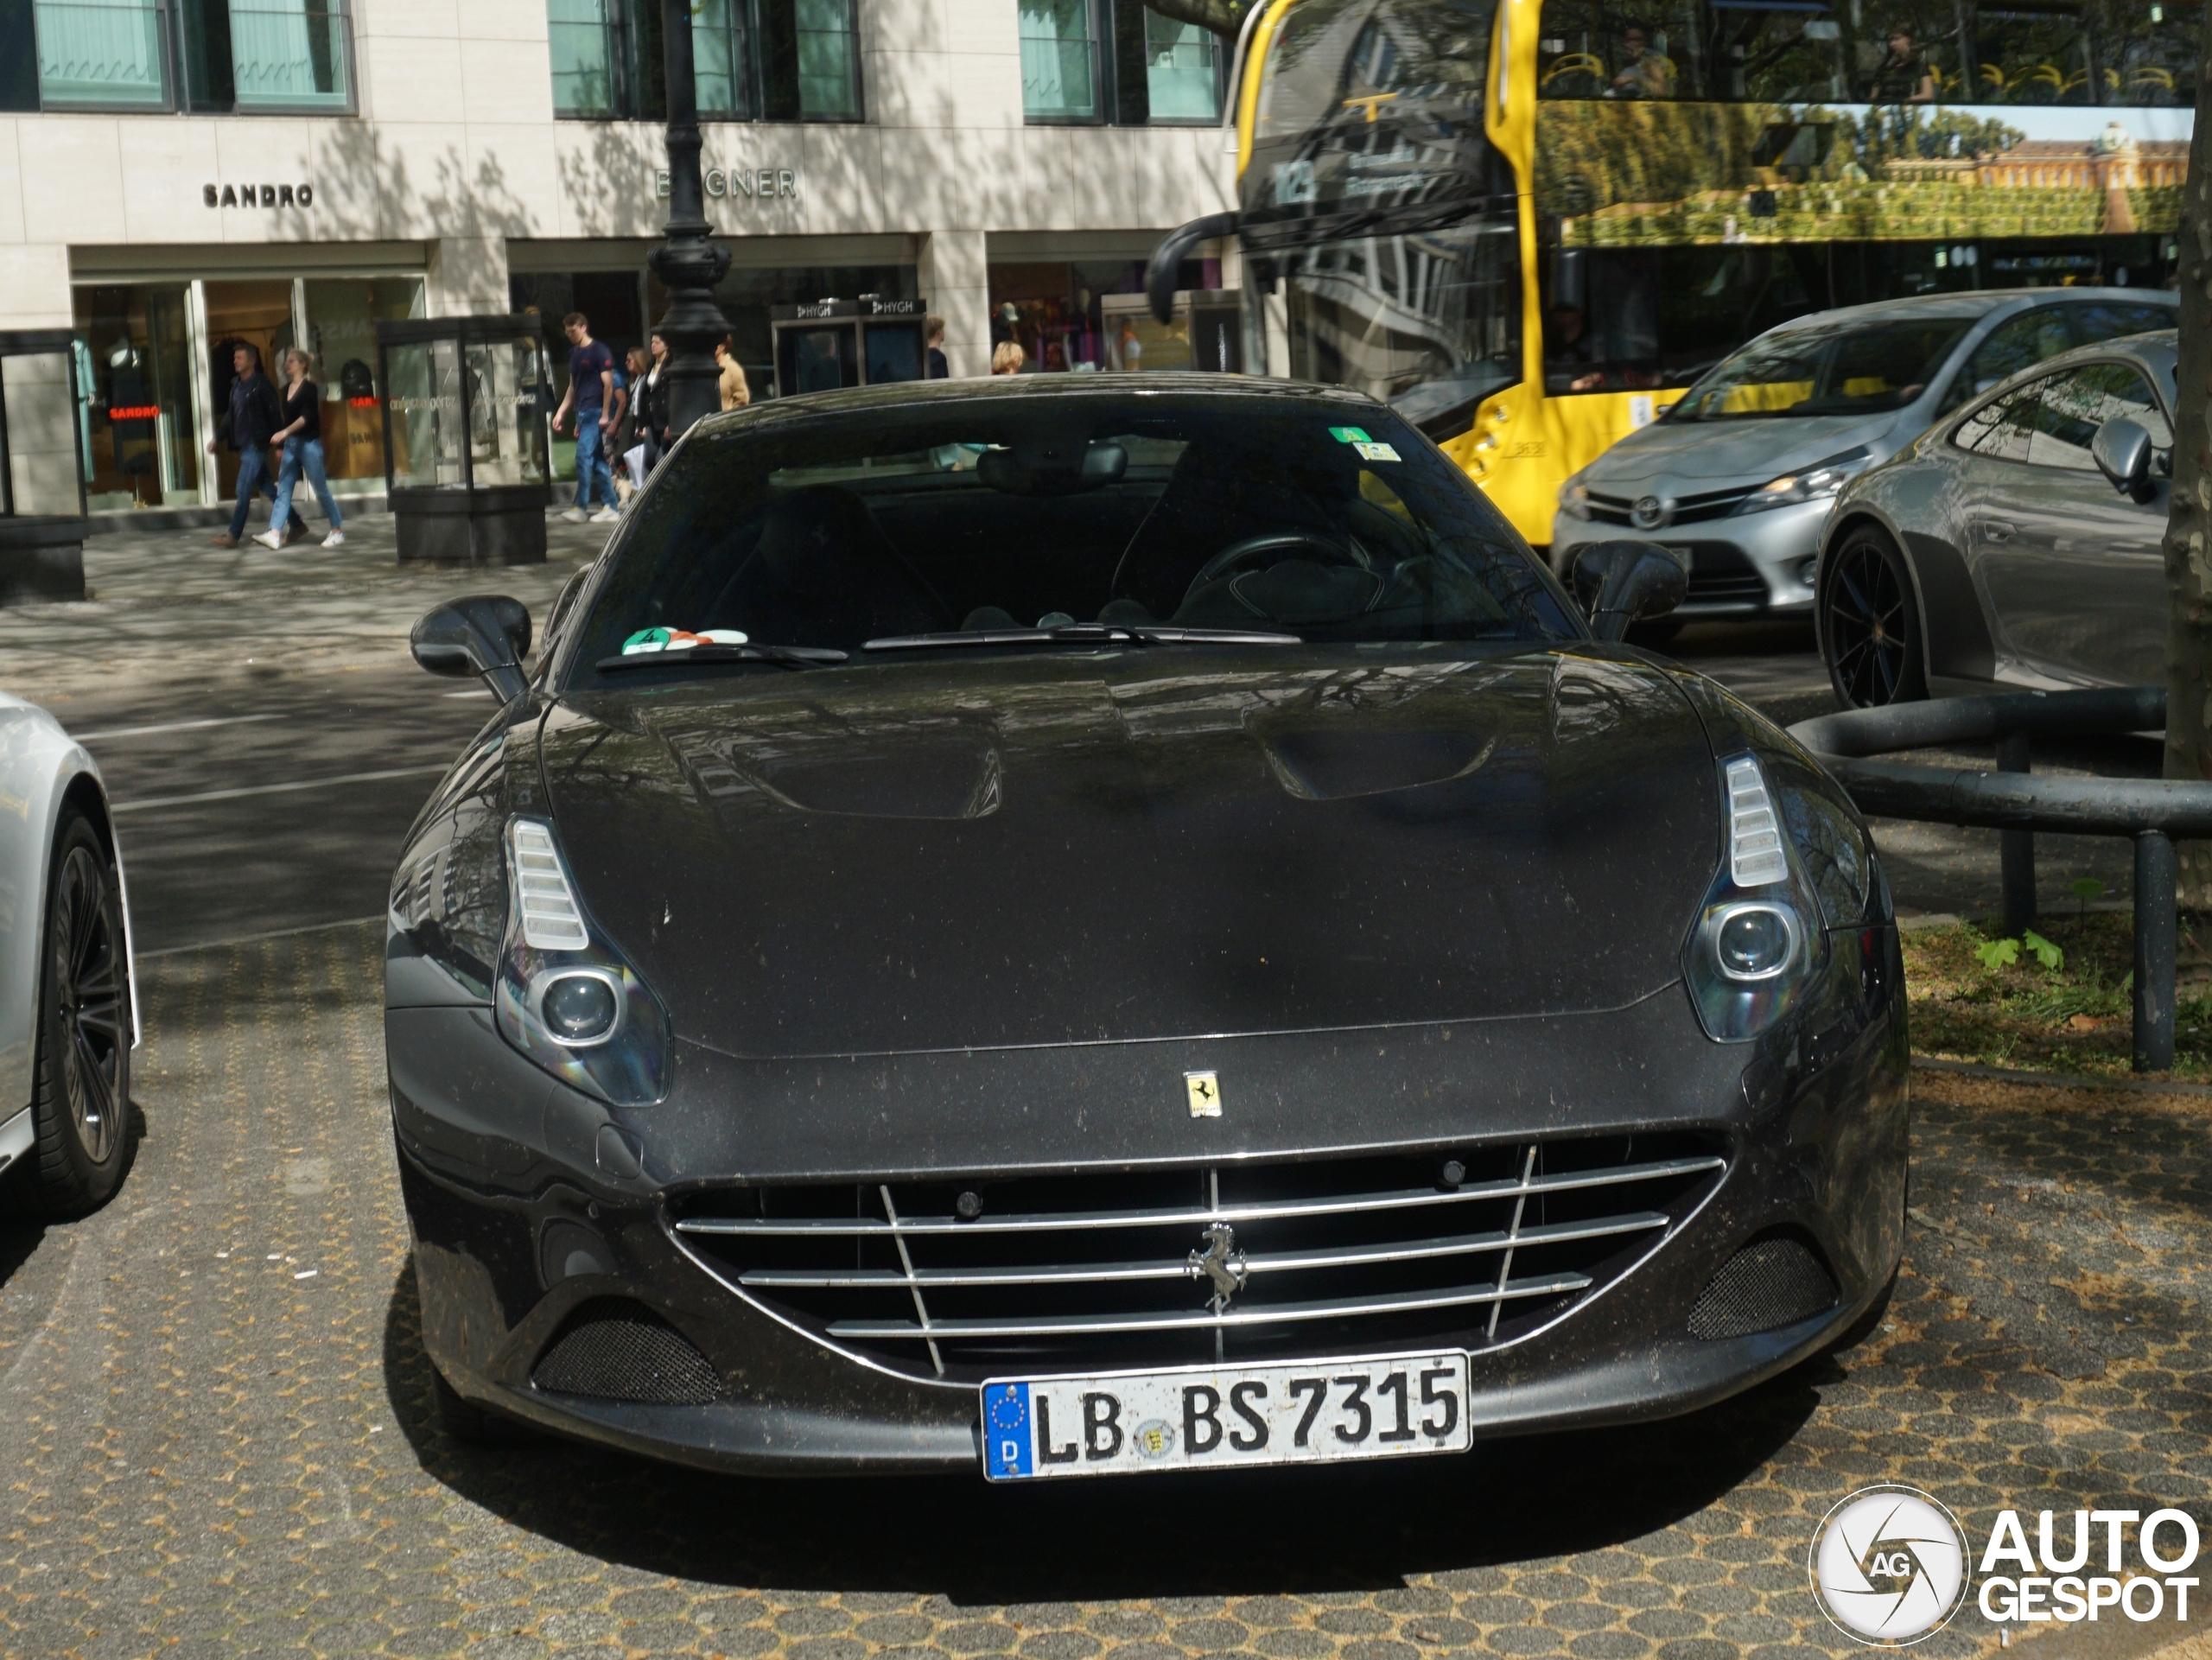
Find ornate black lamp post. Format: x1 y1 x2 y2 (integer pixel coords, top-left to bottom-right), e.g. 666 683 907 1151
648 0 734 439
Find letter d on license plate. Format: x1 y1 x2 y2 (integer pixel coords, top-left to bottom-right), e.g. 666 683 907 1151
981 1352 1470 1480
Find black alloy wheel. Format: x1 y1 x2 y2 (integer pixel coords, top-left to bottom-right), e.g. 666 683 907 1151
1821 528 1929 709
29 811 133 1215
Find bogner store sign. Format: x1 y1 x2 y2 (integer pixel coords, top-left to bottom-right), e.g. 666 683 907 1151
652 168 798 201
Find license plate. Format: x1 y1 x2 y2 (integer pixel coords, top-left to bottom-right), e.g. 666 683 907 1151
980 1352 1470 1481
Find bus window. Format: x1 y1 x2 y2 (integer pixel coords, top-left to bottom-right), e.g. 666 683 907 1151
1541 245 1823 393
1535 0 2193 104
1542 248 1658 392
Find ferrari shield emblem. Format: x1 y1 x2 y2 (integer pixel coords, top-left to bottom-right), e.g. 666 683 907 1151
1185 1071 1222 1117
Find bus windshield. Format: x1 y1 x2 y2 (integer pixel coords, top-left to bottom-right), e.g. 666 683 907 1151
1243 0 1506 239
1665 315 1974 421
1282 222 1522 440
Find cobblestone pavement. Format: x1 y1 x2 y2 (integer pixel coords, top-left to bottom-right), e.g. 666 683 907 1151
3 925 2207 1657
0 509 609 710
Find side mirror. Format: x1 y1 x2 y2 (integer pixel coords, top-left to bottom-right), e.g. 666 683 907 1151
411 595 532 703
2092 417 2157 502
1571 539 1690 643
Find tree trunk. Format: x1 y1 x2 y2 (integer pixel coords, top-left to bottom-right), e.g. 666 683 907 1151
2164 2 2212 907
1143 0 1248 41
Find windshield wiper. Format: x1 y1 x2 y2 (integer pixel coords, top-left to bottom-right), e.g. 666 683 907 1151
595 643 848 672
864 623 1301 652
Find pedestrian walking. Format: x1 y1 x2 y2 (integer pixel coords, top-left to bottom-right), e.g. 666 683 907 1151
715 336 751 411
637 333 671 470
926 316 950 378
552 311 620 525
207 343 298 548
991 340 1025 375
256 348 346 550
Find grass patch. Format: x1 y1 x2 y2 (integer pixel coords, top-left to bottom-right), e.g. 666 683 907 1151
1902 910 2212 1079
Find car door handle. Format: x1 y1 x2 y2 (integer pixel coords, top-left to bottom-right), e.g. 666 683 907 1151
1979 518 2017 544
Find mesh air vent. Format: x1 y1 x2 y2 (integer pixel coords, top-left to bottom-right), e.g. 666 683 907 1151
531 1299 726 1404
1687 1234 1838 1340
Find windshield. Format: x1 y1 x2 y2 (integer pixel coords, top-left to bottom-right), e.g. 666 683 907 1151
563 389 1577 682
1243 0 1508 244
1666 315 1974 421
1283 222 1522 440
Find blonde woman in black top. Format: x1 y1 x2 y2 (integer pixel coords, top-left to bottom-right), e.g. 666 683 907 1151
257 348 346 549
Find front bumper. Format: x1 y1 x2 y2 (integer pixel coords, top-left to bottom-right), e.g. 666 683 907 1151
388 931 1908 1477
1553 498 1833 619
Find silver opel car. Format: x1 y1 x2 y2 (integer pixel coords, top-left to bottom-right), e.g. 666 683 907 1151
1550 289 2176 625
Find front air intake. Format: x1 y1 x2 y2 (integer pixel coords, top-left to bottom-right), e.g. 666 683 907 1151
531 1299 726 1404
1687 1232 1838 1339
671 1132 1728 1384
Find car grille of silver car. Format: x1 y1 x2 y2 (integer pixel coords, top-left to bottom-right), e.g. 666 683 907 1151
1586 487 1755 527
667 1134 1727 1383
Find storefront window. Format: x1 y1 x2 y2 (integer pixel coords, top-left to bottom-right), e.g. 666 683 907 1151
303 277 424 488
988 256 1217 372
1144 9 1219 119
228 0 353 111
71 283 200 511
631 262 918 405
35 0 172 108
1021 0 1099 119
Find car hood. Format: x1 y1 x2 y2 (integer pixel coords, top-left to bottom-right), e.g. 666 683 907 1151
1585 410 1906 487
537 647 1721 1059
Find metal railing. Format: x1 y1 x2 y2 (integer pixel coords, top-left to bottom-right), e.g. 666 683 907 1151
1788 686 2209 1072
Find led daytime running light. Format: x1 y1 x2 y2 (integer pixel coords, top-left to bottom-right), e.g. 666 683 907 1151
1726 757 1789 887
508 819 589 950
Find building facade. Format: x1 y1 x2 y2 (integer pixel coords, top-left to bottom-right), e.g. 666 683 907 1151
0 0 1235 512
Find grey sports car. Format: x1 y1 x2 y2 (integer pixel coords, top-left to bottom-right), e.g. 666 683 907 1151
1814 328 2176 708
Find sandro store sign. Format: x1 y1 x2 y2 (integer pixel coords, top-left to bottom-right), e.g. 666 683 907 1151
204 182 315 208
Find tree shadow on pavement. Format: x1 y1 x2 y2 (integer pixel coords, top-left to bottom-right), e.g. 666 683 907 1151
381 1258 1824 1600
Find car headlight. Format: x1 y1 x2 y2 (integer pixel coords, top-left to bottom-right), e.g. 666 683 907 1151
1684 754 1830 1041
1559 479 1592 520
494 816 671 1104
1731 447 1870 516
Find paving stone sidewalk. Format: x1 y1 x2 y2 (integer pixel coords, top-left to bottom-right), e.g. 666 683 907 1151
2 927 2207 1657
0 511 610 709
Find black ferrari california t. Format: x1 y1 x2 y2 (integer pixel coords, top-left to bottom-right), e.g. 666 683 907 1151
388 374 1906 1479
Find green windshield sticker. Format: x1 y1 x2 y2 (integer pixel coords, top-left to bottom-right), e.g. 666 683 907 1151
1327 426 1370 444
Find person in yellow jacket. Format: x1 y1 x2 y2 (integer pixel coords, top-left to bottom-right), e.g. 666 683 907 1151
715 336 751 410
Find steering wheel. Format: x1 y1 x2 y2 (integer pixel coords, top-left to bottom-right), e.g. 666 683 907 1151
1184 530 1370 602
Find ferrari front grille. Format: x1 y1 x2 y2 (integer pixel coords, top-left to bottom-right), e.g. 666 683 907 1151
669 1133 1726 1383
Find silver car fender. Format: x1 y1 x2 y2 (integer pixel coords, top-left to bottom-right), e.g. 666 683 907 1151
0 693 139 1124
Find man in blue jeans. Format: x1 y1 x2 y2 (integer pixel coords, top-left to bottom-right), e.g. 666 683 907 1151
553 312 619 525
207 343 300 548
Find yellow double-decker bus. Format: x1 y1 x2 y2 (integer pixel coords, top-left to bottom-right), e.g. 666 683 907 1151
1148 0 2196 550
